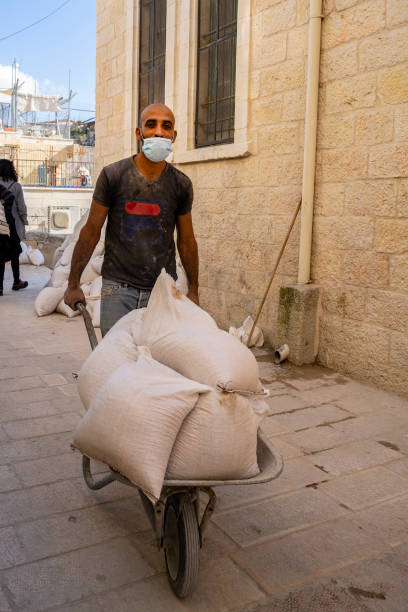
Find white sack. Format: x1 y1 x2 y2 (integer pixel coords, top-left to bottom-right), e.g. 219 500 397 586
89 276 102 297
56 299 80 318
81 281 93 297
27 249 44 266
19 243 31 264
73 349 210 502
93 239 105 257
50 265 70 288
105 307 146 344
91 255 104 275
34 285 66 317
80 261 99 285
78 328 139 410
72 211 89 241
140 269 217 345
60 242 75 267
149 325 263 394
92 299 101 328
166 391 260 480
229 315 264 348
175 259 188 295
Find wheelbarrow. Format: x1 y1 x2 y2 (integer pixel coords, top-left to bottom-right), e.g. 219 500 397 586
75 302 284 598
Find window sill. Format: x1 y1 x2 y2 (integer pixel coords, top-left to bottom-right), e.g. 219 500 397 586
172 141 251 164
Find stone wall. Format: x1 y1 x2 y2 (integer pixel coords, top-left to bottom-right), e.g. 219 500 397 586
313 0 408 395
95 0 408 395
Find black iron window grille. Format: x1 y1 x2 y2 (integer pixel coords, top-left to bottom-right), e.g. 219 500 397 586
138 0 166 114
195 0 238 147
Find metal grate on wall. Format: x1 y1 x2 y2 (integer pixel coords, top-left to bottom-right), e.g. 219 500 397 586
138 0 167 115
196 0 238 147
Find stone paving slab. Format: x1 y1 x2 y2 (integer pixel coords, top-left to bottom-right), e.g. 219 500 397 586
1 265 408 610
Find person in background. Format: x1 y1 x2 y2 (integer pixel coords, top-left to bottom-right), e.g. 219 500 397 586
0 159 28 296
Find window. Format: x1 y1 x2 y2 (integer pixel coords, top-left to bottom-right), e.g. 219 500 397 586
138 0 167 113
195 0 238 147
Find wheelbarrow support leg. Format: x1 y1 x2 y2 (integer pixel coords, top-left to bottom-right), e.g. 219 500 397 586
82 455 115 490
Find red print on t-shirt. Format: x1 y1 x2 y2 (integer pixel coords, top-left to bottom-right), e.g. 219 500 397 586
125 201 161 216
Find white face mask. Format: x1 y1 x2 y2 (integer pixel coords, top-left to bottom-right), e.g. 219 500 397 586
141 136 173 162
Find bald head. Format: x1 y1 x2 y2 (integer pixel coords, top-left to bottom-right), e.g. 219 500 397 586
139 104 175 128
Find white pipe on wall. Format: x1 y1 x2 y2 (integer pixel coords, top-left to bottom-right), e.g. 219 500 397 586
297 0 323 284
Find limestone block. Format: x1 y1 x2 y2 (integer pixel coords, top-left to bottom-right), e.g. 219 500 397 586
322 0 385 50
355 110 394 145
282 88 306 121
196 163 225 189
97 23 115 47
258 123 299 155
324 73 376 114
223 158 260 188
324 317 390 363
359 26 408 71
395 104 408 141
253 32 286 68
397 178 408 216
314 182 346 216
313 216 373 250
297 0 309 24
345 180 396 216
249 71 260 100
317 115 354 148
390 331 408 367
335 0 358 9
263 0 296 36
343 251 389 288
378 65 408 104
112 93 124 115
320 41 358 83
197 188 237 214
287 25 307 58
99 98 113 120
390 253 408 291
374 219 408 253
369 144 408 178
366 289 408 332
276 284 321 365
254 0 283 12
387 0 408 27
260 60 305 96
317 149 368 182
259 153 303 186
250 95 283 125
106 75 124 97
321 285 366 320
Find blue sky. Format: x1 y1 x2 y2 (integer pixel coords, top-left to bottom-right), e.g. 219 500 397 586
0 0 96 122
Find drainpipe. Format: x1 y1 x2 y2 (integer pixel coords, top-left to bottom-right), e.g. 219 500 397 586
297 0 323 284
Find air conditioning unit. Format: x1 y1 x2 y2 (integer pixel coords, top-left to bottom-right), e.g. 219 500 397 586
48 205 82 235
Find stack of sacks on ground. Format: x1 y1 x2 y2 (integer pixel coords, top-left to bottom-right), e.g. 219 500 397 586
34 212 105 325
72 270 267 502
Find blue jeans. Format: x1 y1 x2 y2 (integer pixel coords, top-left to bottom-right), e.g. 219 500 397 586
100 278 151 337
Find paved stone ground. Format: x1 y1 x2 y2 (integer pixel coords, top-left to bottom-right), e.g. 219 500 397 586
1 265 408 611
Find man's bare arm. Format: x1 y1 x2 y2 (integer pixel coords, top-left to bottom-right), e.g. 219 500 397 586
64 200 108 309
176 212 199 305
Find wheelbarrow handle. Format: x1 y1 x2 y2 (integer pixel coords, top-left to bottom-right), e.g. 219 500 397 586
75 301 99 351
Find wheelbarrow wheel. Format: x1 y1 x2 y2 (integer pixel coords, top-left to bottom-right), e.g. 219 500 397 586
164 494 200 598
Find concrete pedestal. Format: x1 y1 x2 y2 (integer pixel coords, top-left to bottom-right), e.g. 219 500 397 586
276 284 321 365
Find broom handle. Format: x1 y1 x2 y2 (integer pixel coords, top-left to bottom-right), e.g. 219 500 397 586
247 197 302 347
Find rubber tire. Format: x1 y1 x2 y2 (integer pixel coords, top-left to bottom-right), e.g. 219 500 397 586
164 495 200 598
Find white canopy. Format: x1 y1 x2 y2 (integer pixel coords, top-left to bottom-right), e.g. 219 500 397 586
0 89 62 112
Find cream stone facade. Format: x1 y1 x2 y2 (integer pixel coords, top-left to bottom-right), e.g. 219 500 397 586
95 0 408 396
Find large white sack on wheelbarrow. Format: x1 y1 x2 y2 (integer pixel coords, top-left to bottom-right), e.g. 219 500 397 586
72 348 210 502
141 270 262 394
78 329 139 409
105 306 146 340
139 269 217 344
166 391 260 480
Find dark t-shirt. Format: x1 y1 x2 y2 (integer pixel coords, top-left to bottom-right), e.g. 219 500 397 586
93 156 193 289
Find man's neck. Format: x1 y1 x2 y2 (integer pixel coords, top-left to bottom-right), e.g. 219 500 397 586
133 153 166 181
